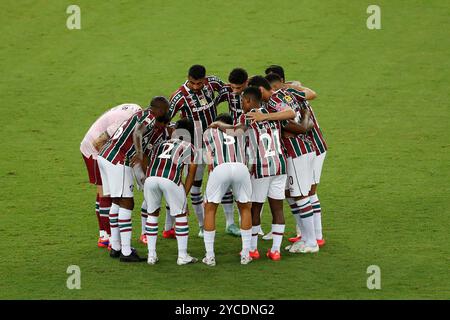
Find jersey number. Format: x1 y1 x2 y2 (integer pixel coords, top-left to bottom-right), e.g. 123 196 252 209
260 131 282 158
112 127 124 140
158 142 175 159
223 133 235 145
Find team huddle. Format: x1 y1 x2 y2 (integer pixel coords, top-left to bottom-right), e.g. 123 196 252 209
80 64 328 266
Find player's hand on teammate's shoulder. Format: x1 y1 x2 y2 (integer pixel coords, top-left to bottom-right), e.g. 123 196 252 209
245 110 266 122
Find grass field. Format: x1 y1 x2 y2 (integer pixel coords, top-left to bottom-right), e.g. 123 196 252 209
1 0 449 300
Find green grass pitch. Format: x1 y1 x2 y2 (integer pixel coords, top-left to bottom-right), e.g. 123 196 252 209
0 0 449 299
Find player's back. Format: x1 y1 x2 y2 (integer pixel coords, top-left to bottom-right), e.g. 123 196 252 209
240 108 286 178
99 109 155 165
81 103 142 157
203 127 247 170
146 138 194 185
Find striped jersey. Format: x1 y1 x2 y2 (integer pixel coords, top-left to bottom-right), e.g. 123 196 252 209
169 76 224 133
203 127 247 170
99 109 155 165
146 138 195 185
238 108 287 179
268 89 315 158
286 88 328 155
144 124 170 157
215 85 243 124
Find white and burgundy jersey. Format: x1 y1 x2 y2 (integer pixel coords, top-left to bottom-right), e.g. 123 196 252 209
146 138 195 185
238 108 287 179
99 109 155 165
203 127 247 170
215 85 244 124
168 76 224 134
80 103 142 159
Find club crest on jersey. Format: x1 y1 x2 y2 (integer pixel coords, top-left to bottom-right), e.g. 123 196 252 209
284 95 293 103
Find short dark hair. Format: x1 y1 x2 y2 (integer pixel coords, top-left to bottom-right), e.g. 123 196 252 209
248 75 271 91
265 65 285 81
214 113 233 125
188 65 206 80
150 96 169 109
156 112 171 124
228 68 248 85
175 118 195 141
265 73 282 84
242 86 262 102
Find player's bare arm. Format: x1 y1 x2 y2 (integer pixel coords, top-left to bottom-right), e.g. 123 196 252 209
208 121 247 136
93 131 110 151
284 83 317 100
282 109 314 135
131 122 147 166
184 163 198 196
246 107 295 122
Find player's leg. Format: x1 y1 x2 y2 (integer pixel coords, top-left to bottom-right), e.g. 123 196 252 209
190 164 205 237
139 200 148 244
250 176 270 258
203 202 219 266
162 206 176 239
285 155 318 253
96 156 121 255
222 188 240 236
310 151 326 247
286 190 302 243
202 164 231 266
82 154 107 247
97 185 111 244
231 163 253 264
143 177 163 264
250 202 263 259
266 175 287 260
117 165 145 262
162 179 197 265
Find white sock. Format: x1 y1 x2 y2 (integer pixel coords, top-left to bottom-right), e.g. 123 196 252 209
240 228 252 257
191 186 204 227
118 207 133 256
310 194 323 240
251 225 260 251
271 224 285 252
221 191 235 227
140 200 147 235
164 206 174 231
146 215 158 257
203 230 216 258
296 198 316 247
175 216 189 258
109 203 121 251
287 197 302 236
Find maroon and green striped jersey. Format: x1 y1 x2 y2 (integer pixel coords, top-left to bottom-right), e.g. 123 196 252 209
146 138 195 185
143 125 170 157
99 109 155 165
169 76 224 134
268 89 315 158
286 87 328 155
238 108 287 179
215 85 243 124
203 127 247 170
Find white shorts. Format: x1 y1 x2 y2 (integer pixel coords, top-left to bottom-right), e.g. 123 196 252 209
144 177 187 216
205 163 252 204
97 156 134 198
251 175 287 203
312 151 326 184
286 154 314 197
